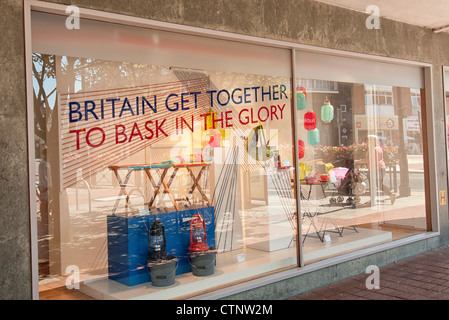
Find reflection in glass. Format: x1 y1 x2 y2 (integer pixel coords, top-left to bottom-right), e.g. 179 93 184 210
33 53 296 298
296 78 428 264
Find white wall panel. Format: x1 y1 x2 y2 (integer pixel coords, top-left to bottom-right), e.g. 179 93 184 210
31 12 291 78
296 51 424 88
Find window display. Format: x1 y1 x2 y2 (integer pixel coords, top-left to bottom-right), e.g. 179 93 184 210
33 5 296 297
32 10 430 300
294 75 428 264
34 52 295 298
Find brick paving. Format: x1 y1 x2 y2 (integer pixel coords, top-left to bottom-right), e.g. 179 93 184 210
288 245 449 300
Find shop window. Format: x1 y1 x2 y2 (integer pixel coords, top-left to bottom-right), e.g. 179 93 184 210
30 7 431 300
295 77 428 264
295 51 428 265
32 12 295 299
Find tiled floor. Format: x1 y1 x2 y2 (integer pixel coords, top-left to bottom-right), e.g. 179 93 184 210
288 245 449 300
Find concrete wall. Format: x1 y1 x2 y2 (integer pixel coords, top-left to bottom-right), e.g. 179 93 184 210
0 0 31 300
212 237 446 300
2 0 449 299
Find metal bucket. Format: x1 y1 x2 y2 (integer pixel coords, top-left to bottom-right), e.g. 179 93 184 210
148 255 178 287
188 249 216 276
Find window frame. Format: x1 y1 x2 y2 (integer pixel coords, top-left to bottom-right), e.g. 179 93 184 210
24 0 439 300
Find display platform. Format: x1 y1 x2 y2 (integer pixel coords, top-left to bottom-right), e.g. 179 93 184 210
81 227 392 300
303 227 392 263
80 246 297 300
107 206 215 286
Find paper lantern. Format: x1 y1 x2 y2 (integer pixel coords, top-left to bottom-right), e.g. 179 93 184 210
304 112 317 131
307 128 320 146
296 87 307 110
298 139 305 159
207 129 222 148
204 108 216 130
321 97 334 123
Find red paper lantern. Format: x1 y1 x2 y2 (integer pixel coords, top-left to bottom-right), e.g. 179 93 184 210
304 112 317 131
298 140 305 159
297 86 307 98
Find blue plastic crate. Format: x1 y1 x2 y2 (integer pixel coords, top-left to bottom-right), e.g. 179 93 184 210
107 206 215 286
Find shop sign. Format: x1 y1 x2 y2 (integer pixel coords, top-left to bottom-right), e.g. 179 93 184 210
65 85 288 150
354 116 399 130
385 118 394 129
406 118 420 131
61 83 289 188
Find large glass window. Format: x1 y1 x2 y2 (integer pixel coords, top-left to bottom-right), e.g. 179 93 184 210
31 9 431 300
33 12 295 299
295 52 428 264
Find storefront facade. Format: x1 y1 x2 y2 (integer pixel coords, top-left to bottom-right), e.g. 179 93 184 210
2 0 449 300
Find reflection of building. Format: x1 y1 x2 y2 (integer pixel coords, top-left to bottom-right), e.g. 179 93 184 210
296 80 422 152
297 80 354 147
353 85 422 154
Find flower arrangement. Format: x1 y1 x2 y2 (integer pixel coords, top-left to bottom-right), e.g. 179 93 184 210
314 143 397 167
315 143 367 164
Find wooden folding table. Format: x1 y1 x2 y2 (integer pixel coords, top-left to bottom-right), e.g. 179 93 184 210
109 161 212 215
108 162 176 215
171 162 212 207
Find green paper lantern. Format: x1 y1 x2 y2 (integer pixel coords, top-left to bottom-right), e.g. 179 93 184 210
321 98 334 123
296 92 306 110
296 86 307 110
307 128 320 146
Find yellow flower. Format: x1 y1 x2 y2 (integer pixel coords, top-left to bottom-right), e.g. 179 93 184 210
325 163 334 174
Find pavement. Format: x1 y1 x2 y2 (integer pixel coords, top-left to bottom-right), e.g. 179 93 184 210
288 245 449 300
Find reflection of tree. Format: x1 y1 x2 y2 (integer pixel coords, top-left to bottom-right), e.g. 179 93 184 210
33 53 57 278
63 57 160 93
34 53 165 277
33 54 164 197
32 54 56 148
